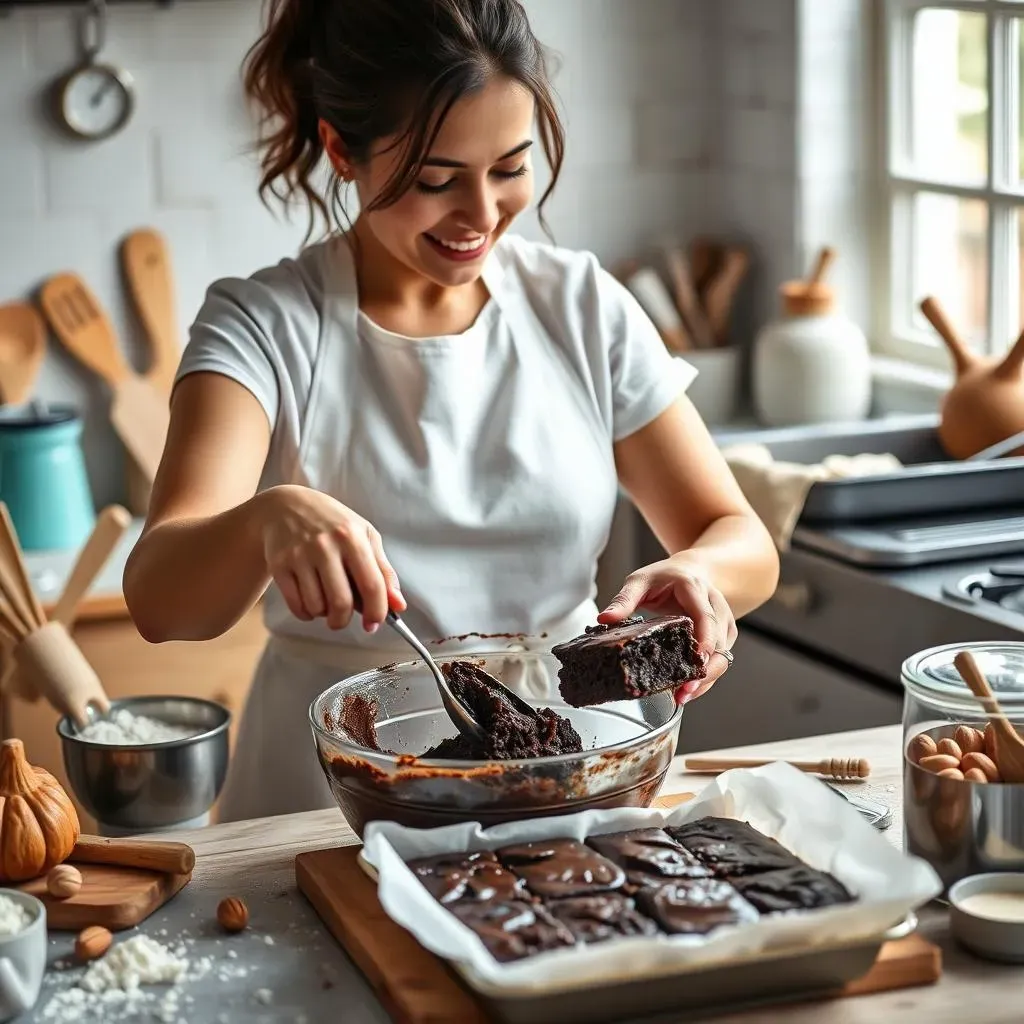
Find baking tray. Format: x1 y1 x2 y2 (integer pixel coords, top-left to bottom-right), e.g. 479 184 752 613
355 857 919 1024
476 917 916 1024
714 414 1024 524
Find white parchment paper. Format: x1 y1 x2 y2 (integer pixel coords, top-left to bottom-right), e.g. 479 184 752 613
361 763 941 996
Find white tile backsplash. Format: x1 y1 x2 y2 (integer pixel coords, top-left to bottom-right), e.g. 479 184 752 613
635 102 708 167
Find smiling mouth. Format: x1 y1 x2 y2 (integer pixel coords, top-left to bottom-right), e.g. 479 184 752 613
425 234 488 253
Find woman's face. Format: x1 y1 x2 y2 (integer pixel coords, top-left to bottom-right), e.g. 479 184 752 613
323 76 536 288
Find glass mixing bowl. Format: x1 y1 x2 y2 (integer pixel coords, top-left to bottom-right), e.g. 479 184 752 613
309 649 683 836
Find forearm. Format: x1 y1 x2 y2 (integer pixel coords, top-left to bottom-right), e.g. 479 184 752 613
124 492 274 643
670 513 779 618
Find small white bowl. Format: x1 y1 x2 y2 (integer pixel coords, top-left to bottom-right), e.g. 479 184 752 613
949 872 1024 964
0 890 46 1021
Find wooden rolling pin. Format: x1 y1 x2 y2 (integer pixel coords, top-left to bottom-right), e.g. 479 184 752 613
72 835 195 876
684 756 871 780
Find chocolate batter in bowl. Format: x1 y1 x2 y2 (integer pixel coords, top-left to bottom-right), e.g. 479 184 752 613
308 650 683 836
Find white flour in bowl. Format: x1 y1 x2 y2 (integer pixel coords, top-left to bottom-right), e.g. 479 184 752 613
78 709 199 745
0 894 32 936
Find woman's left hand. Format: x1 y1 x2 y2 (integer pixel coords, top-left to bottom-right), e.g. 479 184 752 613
598 556 737 705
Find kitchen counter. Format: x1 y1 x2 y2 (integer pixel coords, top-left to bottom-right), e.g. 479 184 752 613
27 725 1023 1023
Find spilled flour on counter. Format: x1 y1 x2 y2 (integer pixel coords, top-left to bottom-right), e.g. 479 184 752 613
0 894 31 936
40 935 207 1023
78 709 200 745
80 935 187 992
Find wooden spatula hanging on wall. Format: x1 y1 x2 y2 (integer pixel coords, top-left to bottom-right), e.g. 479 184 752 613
0 303 46 406
120 228 181 396
39 274 169 484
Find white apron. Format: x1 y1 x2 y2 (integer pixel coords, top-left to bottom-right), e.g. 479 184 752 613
215 242 618 823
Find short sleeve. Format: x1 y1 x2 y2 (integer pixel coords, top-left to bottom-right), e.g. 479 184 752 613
174 247 326 470
596 267 698 441
176 276 283 430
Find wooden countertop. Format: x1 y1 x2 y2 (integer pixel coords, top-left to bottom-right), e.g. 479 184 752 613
140 723 1018 1023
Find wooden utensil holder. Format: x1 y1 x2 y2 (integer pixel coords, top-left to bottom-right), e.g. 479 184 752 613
13 622 110 729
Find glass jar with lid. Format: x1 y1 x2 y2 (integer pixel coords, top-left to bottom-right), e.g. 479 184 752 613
902 642 1024 890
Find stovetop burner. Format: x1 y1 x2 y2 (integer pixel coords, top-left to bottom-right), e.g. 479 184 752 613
944 562 1024 615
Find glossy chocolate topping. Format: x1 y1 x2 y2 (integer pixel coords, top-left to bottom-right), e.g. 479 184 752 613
548 893 660 943
496 839 626 898
407 850 528 905
635 877 759 935
450 899 575 962
586 828 710 889
553 615 706 706
667 817 802 877
731 865 854 914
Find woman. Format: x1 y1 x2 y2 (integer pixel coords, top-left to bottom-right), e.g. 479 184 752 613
123 0 779 823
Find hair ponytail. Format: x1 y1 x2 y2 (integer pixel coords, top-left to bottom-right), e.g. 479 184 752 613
243 0 329 239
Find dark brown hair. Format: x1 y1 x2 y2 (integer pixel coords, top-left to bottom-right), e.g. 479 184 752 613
243 0 565 240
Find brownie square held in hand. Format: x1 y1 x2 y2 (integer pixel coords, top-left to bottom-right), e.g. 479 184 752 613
552 615 706 707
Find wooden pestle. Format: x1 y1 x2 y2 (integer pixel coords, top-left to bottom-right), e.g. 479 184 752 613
684 756 871 780
72 835 195 876
13 622 110 728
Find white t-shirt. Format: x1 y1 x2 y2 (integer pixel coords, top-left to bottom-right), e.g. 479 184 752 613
177 233 696 646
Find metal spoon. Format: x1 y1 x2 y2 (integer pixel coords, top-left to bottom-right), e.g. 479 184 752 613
349 582 537 743
375 610 482 743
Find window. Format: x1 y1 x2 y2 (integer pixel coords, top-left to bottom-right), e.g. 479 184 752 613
883 1 1024 368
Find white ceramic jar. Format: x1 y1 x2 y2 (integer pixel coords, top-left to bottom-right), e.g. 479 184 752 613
752 280 872 427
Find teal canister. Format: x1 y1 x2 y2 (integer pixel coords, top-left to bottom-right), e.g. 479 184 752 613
0 405 95 551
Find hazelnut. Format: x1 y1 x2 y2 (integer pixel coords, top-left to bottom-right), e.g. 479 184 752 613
953 725 985 756
907 734 937 764
46 864 82 900
217 896 249 933
75 925 112 963
961 752 1001 783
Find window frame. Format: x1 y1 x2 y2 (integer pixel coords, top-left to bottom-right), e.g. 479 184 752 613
879 0 1024 369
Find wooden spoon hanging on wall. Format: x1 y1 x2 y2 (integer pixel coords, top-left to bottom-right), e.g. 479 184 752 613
920 296 1024 459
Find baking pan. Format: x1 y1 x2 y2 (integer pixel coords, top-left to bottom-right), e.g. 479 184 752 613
475 916 917 1024
714 415 1024 524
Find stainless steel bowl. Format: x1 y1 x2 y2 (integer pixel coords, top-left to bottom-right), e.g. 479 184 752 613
904 723 1024 892
309 650 683 836
57 696 230 831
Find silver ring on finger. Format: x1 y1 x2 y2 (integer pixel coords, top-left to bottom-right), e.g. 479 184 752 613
714 648 734 666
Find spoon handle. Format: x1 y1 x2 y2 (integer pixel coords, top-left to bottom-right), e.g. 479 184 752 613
953 651 1019 741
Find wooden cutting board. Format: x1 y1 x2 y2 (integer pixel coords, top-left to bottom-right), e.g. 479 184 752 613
17 862 191 931
295 793 941 1024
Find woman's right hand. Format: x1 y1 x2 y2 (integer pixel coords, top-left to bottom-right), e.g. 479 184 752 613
257 485 406 632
